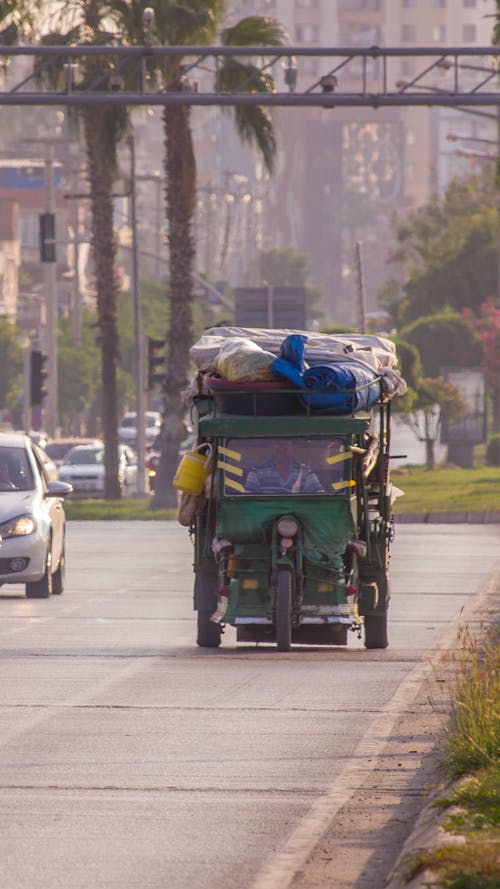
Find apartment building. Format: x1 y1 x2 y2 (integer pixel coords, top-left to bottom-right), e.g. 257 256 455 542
224 0 497 323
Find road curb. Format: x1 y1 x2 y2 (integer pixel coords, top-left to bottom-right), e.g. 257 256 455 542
395 511 500 524
384 568 500 889
384 779 464 889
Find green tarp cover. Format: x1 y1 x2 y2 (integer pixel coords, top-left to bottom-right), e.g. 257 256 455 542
216 497 355 572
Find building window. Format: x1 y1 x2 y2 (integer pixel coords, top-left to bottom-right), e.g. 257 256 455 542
401 24 416 42
295 23 320 43
402 0 416 7
432 24 446 42
401 58 416 77
295 0 319 7
462 23 477 42
463 0 476 6
432 0 445 7
339 0 381 8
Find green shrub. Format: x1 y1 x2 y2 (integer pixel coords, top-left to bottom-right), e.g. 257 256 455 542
485 433 500 466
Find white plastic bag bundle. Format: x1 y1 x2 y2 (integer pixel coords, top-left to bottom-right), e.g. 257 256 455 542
212 337 276 382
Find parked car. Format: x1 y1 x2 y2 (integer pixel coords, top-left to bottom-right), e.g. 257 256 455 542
0 431 72 598
57 444 138 497
45 438 103 466
118 411 161 444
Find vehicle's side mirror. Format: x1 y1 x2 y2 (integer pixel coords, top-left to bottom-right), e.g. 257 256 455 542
45 480 73 498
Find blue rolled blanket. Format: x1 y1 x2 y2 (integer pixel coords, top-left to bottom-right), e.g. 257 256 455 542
272 335 381 414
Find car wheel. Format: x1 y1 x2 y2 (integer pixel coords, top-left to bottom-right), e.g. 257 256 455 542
52 542 65 596
26 545 53 599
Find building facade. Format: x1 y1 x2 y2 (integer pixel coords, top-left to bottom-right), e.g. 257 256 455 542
222 0 497 324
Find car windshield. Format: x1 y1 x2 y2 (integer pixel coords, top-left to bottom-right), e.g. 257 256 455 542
64 448 104 465
121 416 136 429
0 446 35 491
146 415 159 428
46 443 73 461
220 436 352 496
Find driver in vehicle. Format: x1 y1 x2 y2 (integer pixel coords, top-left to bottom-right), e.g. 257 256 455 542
245 440 324 494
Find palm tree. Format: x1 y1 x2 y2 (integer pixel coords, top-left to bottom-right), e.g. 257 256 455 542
110 1 286 507
36 1 129 498
0 0 38 50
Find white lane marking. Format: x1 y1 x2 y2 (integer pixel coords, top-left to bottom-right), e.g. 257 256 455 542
249 566 499 889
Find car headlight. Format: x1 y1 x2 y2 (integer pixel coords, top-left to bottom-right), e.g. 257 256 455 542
0 514 36 537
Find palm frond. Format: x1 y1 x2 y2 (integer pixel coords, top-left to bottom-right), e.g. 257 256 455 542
217 57 276 95
221 15 288 48
0 0 41 46
155 3 216 46
234 105 276 174
216 15 284 175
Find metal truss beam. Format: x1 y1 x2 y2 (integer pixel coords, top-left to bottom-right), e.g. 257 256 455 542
0 44 499 107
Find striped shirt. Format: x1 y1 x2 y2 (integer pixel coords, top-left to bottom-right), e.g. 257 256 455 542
245 460 324 494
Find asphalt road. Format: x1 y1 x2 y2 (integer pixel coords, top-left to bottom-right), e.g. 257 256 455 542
0 521 498 889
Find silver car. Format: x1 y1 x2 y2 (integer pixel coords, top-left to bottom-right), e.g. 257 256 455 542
57 444 138 497
0 432 72 598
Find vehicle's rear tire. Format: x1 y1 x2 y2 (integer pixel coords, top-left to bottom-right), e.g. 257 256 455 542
364 612 388 649
196 609 222 648
26 547 53 599
52 543 65 595
276 570 293 652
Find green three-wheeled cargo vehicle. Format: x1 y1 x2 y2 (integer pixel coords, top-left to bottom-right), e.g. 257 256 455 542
176 328 405 652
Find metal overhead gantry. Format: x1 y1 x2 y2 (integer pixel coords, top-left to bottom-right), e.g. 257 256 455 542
0 45 499 108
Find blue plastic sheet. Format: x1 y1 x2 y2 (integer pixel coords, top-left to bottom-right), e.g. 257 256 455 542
272 335 381 414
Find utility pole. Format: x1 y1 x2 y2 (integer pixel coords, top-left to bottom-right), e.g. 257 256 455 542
129 134 146 495
44 143 58 437
354 241 367 334
71 165 83 346
23 137 62 437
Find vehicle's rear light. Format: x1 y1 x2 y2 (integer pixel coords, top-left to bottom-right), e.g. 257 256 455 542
242 579 259 590
318 582 333 592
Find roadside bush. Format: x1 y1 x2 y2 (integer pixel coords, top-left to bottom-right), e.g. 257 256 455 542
442 625 499 779
485 433 500 466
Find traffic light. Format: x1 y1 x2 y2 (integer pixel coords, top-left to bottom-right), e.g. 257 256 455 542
39 212 56 263
30 350 48 406
147 337 166 390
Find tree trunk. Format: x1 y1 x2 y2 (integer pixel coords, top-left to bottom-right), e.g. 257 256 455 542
152 100 196 509
83 108 121 499
425 437 435 470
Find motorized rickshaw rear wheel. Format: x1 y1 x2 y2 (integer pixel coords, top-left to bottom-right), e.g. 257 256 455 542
197 610 222 648
276 570 293 652
363 612 388 649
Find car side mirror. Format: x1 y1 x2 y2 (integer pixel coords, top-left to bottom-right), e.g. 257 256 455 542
45 480 73 498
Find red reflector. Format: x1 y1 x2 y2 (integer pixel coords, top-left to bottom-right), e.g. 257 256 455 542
347 585 357 596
